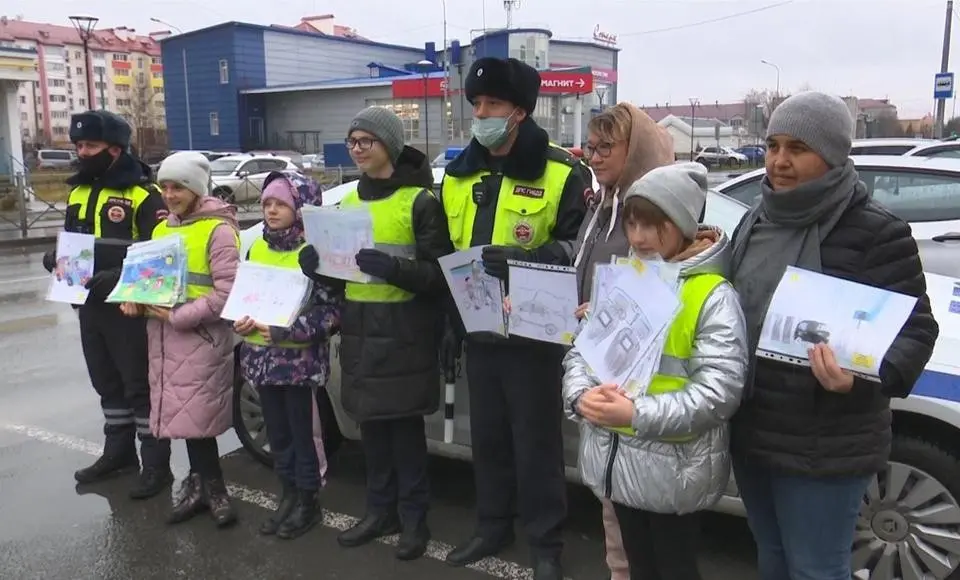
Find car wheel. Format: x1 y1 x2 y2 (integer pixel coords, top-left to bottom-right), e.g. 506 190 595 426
851 435 960 579
232 360 272 467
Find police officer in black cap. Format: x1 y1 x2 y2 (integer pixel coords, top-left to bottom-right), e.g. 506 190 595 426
43 110 171 498
440 57 589 579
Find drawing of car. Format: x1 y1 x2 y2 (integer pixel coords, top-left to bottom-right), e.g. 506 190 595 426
587 288 642 343
604 327 642 377
794 320 831 344
513 290 569 336
54 256 92 287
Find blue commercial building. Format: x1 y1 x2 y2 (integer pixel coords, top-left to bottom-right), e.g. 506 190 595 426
160 22 619 160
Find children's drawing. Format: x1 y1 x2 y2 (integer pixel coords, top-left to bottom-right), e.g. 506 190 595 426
439 247 506 336
106 235 187 307
221 262 312 327
757 266 918 380
47 232 95 305
301 205 375 283
506 260 579 344
574 261 680 387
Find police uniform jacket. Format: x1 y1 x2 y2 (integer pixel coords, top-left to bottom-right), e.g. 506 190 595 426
338 146 454 422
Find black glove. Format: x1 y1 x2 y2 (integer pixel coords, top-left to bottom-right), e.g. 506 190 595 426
480 245 536 280
355 249 398 281
440 324 463 382
42 249 57 273
84 269 121 302
298 245 346 292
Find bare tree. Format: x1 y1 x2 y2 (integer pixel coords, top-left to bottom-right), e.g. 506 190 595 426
744 88 790 138
120 83 165 154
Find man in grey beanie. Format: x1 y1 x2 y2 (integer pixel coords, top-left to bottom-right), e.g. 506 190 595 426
727 91 938 579
298 105 454 560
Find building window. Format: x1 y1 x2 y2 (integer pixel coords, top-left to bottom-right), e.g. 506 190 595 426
47 78 66 88
47 62 65 72
367 99 421 140
74 51 81 59
49 94 67 103
19 95 25 104
94 66 106 77
137 57 144 68
153 86 165 95
210 112 220 136
114 68 130 77
113 53 128 62
152 71 162 79
219 59 229 84
75 66 83 74
151 56 162 65
79 98 87 107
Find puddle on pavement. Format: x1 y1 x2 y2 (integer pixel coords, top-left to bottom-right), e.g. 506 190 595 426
0 313 60 333
0 290 40 304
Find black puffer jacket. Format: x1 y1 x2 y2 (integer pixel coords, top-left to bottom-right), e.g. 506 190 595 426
339 147 454 422
731 197 939 477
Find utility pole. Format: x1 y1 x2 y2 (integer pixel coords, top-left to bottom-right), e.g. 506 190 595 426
441 0 449 152
936 0 954 138
689 97 700 161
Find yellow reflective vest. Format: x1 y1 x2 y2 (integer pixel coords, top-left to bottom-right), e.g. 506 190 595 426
152 217 239 301
611 273 727 441
66 183 159 240
242 238 310 349
440 146 576 251
338 186 424 304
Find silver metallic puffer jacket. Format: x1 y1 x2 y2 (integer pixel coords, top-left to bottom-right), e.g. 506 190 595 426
562 226 748 514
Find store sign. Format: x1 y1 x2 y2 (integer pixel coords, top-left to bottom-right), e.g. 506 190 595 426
593 25 618 46
551 63 618 83
540 70 594 95
391 76 449 99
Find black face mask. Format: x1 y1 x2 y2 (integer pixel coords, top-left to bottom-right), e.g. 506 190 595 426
77 149 116 178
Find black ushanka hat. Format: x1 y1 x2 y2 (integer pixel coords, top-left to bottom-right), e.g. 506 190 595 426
465 57 541 114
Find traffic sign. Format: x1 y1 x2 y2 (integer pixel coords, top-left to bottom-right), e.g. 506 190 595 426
539 70 594 95
935 72 954 100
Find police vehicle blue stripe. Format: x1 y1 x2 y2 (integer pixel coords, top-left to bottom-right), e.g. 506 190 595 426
912 369 960 403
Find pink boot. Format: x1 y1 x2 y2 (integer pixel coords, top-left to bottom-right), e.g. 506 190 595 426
601 498 630 580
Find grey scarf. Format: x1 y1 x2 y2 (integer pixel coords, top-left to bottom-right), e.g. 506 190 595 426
729 160 868 381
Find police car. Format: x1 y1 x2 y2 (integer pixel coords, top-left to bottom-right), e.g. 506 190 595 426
235 158 960 579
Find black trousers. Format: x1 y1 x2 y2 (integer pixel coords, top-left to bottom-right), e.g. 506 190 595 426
360 416 429 525
465 340 567 558
78 302 160 460
613 503 703 580
185 437 222 480
259 385 320 490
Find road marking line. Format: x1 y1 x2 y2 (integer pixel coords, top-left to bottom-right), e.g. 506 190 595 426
0 276 48 285
0 423 559 580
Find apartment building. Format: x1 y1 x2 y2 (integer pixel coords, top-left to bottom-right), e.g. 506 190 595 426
0 15 167 149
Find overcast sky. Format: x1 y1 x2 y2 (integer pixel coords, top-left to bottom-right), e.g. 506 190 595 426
9 0 951 118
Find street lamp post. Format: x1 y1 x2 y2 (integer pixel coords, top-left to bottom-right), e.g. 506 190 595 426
761 59 781 100
689 97 700 160
69 16 99 110
417 59 434 161
150 17 192 149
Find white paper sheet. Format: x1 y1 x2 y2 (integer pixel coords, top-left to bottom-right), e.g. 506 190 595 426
221 262 312 328
574 261 681 387
46 232 95 305
438 247 506 336
301 205 375 283
506 260 579 345
757 266 918 380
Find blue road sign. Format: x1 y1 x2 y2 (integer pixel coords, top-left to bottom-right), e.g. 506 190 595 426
935 72 955 99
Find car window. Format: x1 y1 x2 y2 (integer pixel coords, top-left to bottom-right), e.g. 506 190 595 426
719 176 763 205
849 145 916 156
237 161 258 175
41 151 72 160
704 191 748 234
210 159 241 175
916 146 960 159
257 159 288 172
860 169 960 222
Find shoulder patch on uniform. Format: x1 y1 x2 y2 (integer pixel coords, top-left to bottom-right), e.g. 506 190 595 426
545 145 578 167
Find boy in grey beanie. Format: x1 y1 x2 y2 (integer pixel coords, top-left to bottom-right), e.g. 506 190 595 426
766 91 853 168
621 161 708 240
348 106 405 165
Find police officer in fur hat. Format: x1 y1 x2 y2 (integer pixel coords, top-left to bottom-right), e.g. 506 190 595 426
44 110 171 498
440 57 589 580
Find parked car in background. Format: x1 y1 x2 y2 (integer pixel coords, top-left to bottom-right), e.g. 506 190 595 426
694 146 746 167
431 147 465 168
735 145 765 164
301 153 325 172
209 153 300 204
36 149 76 171
850 138 936 156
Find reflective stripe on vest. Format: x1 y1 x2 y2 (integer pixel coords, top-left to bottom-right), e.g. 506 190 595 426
338 186 422 303
440 153 572 251
610 273 727 441
152 217 240 300
66 184 156 239
243 238 310 349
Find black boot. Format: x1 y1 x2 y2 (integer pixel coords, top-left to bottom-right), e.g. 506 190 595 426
277 489 320 540
129 438 172 500
532 555 563 580
75 437 138 484
337 512 400 548
204 478 237 528
168 473 207 524
396 519 431 561
259 481 297 536
445 530 515 567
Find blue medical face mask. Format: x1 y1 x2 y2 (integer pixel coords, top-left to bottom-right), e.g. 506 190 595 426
471 109 518 149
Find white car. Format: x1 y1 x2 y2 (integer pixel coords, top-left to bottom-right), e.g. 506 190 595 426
848 137 960 159
209 154 300 204
235 159 960 579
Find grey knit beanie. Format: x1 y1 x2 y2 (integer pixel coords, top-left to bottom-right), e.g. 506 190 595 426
157 151 211 197
766 91 854 167
348 106 405 164
622 162 707 239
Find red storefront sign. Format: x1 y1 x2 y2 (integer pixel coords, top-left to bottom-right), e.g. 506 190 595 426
391 77 450 99
539 70 594 95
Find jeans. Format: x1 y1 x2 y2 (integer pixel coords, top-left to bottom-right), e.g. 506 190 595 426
258 385 321 490
733 457 870 580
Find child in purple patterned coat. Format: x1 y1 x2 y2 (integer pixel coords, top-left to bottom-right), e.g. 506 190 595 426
234 170 342 540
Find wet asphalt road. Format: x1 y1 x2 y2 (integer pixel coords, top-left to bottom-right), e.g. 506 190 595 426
0 245 759 580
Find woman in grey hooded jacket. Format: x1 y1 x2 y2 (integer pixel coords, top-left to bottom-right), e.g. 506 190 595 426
563 163 748 580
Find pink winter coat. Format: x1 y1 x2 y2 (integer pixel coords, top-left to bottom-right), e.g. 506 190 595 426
147 197 240 440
